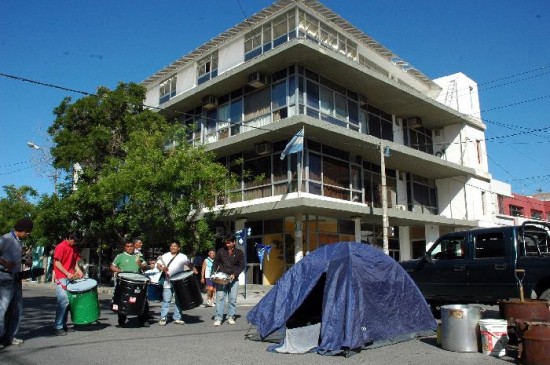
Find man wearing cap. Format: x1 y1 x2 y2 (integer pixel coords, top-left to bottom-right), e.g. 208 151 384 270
53 232 83 336
0 217 33 350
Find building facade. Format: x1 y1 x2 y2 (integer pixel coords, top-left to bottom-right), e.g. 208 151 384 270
499 192 550 224
142 0 507 284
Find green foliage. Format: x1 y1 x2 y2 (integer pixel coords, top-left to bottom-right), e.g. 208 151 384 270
46 82 235 255
0 185 37 235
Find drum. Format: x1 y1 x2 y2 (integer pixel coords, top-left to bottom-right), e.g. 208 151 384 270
211 272 230 285
147 283 163 301
170 271 203 310
111 273 150 315
66 279 100 325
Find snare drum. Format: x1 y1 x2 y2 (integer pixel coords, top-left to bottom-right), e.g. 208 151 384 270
111 273 150 315
66 279 100 325
170 271 203 310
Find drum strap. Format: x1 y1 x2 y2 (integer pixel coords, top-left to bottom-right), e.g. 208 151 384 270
55 279 68 290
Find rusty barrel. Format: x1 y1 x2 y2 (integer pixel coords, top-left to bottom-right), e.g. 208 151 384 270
515 320 550 365
499 299 550 324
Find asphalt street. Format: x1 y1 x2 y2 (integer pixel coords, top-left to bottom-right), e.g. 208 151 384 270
1 282 518 365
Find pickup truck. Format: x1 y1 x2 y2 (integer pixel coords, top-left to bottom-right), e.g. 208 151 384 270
400 221 550 310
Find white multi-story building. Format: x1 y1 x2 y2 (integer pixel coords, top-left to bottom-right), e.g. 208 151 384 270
142 0 509 284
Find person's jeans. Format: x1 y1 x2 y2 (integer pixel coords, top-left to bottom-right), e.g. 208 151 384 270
0 279 23 342
160 287 181 321
215 279 239 321
54 278 70 330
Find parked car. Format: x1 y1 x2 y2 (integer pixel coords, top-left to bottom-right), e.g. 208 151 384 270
400 221 550 312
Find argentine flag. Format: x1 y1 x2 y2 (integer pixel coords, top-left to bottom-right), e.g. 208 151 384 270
280 128 304 160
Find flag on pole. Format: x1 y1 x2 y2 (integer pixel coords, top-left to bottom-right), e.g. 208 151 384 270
280 128 304 160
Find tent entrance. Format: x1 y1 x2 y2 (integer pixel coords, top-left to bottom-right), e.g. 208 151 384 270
287 274 325 329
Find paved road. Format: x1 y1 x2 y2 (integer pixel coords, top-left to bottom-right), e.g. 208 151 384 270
1 282 517 365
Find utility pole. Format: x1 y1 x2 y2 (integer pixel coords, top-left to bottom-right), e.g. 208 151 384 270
380 142 390 255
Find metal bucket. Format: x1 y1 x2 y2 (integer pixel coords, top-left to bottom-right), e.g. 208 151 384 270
441 304 482 352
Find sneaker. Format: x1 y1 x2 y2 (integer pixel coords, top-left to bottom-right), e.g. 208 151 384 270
227 317 236 325
63 326 75 332
213 320 222 326
159 318 167 326
11 338 24 345
173 320 185 325
54 329 67 336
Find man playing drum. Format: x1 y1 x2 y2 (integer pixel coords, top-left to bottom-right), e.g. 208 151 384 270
156 240 196 326
53 232 84 336
110 240 150 328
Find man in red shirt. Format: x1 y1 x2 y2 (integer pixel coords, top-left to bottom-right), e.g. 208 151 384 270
53 232 83 336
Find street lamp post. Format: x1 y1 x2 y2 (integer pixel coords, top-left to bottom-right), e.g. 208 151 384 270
27 141 59 195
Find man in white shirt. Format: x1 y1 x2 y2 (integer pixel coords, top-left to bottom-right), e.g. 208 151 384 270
156 240 194 326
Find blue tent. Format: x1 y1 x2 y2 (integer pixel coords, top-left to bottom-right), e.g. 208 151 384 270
247 242 436 356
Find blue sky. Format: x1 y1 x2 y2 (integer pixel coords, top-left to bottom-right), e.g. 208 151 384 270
1 0 549 198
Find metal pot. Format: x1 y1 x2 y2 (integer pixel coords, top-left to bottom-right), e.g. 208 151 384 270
441 304 483 352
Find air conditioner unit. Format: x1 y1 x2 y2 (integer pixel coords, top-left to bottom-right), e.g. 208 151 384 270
202 95 218 109
247 72 269 88
407 117 422 129
255 142 272 155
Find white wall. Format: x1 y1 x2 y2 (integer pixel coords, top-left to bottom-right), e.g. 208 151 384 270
218 35 245 74
437 177 468 220
433 72 481 119
425 225 440 250
178 65 196 94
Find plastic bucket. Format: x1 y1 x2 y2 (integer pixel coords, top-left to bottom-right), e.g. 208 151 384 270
479 319 508 357
441 304 482 352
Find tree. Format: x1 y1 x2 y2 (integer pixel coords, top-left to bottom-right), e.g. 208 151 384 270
0 185 37 234
47 82 235 255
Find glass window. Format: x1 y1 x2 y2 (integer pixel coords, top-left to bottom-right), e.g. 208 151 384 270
323 156 349 188
475 233 505 258
430 237 466 260
244 156 271 188
272 81 287 109
244 87 270 121
197 52 218 84
159 76 177 104
319 86 333 115
532 210 543 220
510 205 524 217
306 80 319 109
309 152 321 182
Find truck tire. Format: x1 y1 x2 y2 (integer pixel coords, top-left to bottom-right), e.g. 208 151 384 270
539 288 550 301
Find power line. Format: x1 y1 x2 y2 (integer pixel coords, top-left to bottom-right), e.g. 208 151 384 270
0 72 92 96
0 166 34 176
0 161 31 168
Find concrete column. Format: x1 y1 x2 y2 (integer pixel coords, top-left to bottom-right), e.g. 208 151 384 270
398 226 411 261
294 212 303 263
352 216 362 242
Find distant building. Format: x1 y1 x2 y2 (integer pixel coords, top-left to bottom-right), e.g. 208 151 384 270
499 192 550 224
142 0 511 284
